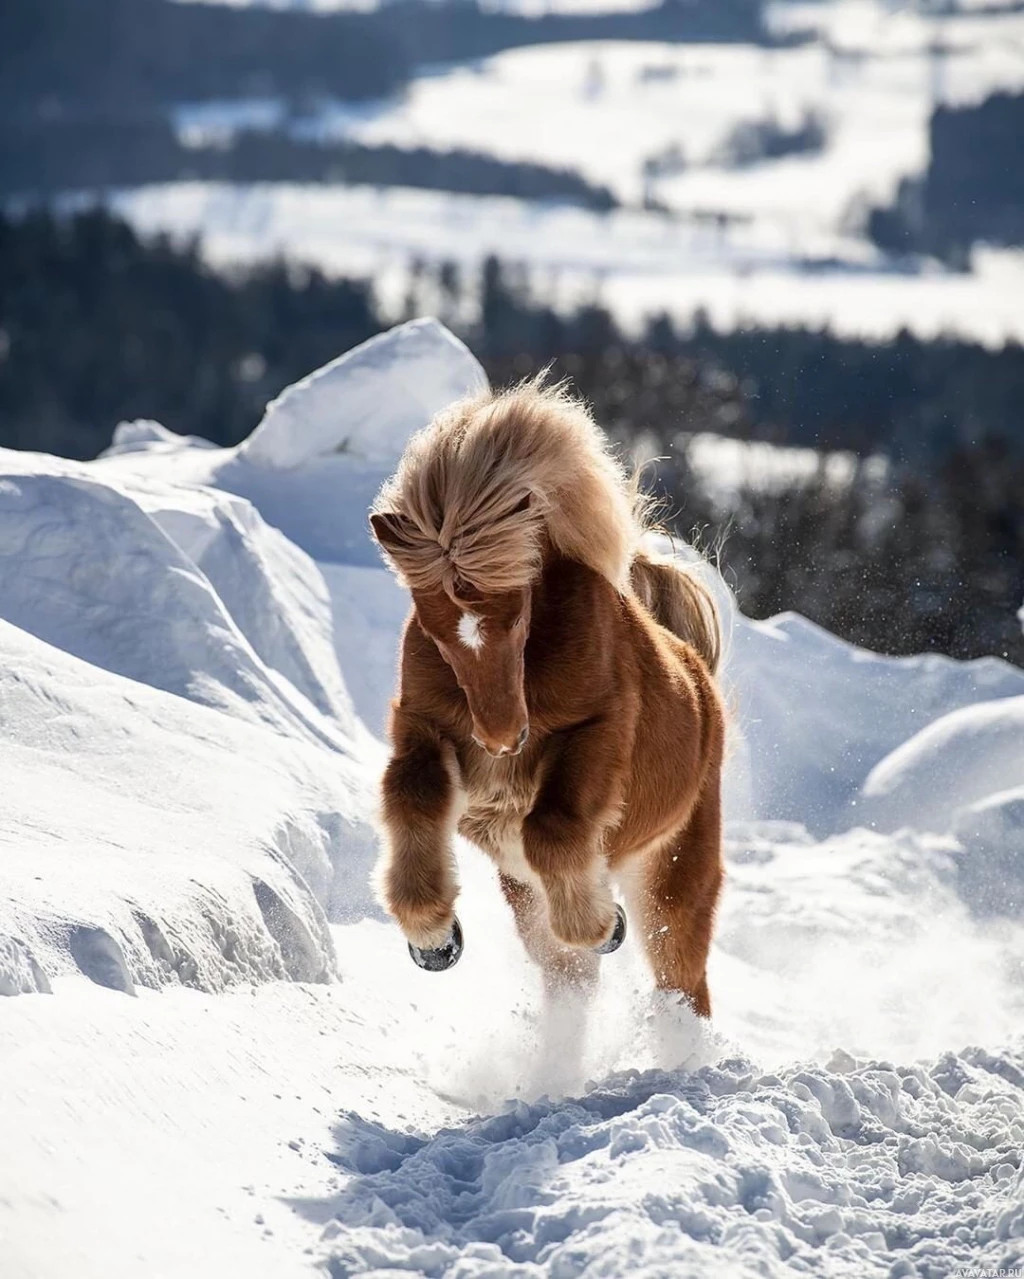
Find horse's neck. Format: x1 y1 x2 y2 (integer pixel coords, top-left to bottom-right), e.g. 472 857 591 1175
527 554 606 670
532 551 600 613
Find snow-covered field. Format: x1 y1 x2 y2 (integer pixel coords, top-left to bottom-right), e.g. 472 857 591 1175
281 19 1024 215
107 180 1024 345
3 318 1024 1278
132 0 1024 342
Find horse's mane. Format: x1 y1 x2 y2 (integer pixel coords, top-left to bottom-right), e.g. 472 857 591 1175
372 380 647 599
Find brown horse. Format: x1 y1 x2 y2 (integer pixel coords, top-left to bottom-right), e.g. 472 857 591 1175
370 382 725 1016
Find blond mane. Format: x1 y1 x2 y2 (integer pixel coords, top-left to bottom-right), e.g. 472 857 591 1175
372 381 645 599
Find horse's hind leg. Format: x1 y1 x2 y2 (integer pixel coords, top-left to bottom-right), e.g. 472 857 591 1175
499 873 599 999
625 786 723 1018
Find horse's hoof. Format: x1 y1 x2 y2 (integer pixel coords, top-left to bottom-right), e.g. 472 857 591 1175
408 916 464 972
593 904 627 955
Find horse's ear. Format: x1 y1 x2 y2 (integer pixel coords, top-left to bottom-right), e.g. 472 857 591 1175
370 511 414 552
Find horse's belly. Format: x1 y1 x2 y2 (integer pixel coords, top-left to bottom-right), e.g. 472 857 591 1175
459 803 538 886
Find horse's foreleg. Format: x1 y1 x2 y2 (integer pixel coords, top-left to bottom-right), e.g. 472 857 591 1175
499 873 600 996
522 718 626 950
535 850 618 950
627 785 723 1018
378 726 461 950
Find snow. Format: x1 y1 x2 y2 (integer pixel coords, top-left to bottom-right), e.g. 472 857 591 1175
728 611 1024 832
241 316 486 469
953 786 1024 917
683 432 883 506
0 462 383 1001
175 0 659 12
3 319 1024 1278
315 1045 1024 1279
858 695 1024 835
176 3 1024 203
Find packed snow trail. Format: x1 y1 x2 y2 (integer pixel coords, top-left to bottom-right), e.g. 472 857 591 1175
2 320 1023 1278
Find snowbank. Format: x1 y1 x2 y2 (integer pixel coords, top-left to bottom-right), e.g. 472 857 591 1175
722 611 1024 831
241 316 486 470
857 695 1024 835
0 618 341 994
0 459 381 997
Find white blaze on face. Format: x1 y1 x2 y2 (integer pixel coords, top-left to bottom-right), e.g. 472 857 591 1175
457 611 484 653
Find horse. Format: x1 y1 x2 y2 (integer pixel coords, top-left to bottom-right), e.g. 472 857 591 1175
369 381 725 1017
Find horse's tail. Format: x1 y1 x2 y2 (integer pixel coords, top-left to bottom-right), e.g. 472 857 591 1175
630 548 722 677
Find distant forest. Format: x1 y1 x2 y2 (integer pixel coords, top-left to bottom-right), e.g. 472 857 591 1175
0 117 617 209
0 0 774 206
2 208 1021 666
0 0 774 119
868 92 1024 257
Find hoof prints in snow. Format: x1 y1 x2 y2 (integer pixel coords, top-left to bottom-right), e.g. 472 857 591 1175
317 1052 1024 1278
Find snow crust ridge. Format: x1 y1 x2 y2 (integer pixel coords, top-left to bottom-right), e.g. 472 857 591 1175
241 317 487 470
0 453 381 996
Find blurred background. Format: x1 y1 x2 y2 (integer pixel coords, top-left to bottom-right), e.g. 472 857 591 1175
1 0 1022 662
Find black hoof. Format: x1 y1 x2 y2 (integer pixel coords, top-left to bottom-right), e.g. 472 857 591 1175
408 916 464 972
593 904 627 955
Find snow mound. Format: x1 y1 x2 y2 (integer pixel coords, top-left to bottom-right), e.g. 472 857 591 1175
0 454 382 995
96 318 489 567
726 612 1024 832
0 471 316 742
241 317 486 470
857 695 1024 835
106 418 219 456
315 1045 1024 1279
953 787 1024 917
0 617 354 994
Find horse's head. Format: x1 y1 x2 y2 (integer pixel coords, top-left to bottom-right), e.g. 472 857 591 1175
410 582 531 757
371 490 538 758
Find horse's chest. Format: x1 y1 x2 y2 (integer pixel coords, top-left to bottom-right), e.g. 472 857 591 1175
457 762 540 886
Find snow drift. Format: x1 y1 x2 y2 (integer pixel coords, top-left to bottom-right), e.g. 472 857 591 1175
241 316 487 470
858 694 1024 836
98 316 487 565
0 458 380 998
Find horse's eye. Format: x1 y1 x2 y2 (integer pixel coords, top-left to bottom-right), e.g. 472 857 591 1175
513 616 526 631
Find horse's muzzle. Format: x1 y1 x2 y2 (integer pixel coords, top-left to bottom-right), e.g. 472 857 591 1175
473 724 529 757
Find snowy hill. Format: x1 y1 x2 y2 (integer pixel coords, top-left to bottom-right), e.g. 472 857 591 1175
2 318 1023 1278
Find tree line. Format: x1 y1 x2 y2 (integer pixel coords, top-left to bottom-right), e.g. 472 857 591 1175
868 92 1024 258
0 116 617 209
1 0 775 122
